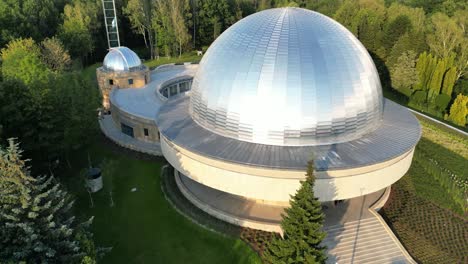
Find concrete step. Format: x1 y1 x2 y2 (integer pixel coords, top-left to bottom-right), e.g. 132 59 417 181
338 249 407 264
324 218 377 232
326 237 395 254
324 223 384 240
330 240 401 259
323 227 391 245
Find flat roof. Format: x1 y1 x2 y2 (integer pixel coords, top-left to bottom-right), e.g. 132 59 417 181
111 65 198 120
156 95 421 171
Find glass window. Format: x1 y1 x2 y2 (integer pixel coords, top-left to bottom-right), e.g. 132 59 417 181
179 82 190 93
128 79 134 85
162 88 168 98
170 85 178 96
144 128 149 136
121 123 134 138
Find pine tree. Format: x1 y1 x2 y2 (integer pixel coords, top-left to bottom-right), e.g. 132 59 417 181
0 139 103 263
263 161 327 264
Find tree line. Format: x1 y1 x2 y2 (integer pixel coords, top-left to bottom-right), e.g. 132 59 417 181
0 1 466 127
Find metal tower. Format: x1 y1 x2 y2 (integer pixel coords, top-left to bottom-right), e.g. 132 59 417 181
102 0 121 48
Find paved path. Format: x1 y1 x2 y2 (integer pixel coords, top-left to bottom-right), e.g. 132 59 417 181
99 115 163 156
323 217 414 264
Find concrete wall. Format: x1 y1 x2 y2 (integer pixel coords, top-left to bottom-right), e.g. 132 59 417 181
109 101 160 143
97 66 151 109
161 136 415 203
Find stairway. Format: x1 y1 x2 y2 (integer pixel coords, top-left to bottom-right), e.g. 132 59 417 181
323 217 412 264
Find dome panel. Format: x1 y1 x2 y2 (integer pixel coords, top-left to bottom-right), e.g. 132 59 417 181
103 46 142 71
189 8 383 146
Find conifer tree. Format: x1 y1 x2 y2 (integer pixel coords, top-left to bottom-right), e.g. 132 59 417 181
263 161 327 264
447 94 468 127
0 139 103 263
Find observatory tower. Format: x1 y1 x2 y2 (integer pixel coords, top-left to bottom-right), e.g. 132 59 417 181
96 1 150 109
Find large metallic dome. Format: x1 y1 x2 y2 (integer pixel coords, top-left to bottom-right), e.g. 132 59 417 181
103 46 142 71
190 7 383 146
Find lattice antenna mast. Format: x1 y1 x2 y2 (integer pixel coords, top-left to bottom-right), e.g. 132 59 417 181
102 0 121 48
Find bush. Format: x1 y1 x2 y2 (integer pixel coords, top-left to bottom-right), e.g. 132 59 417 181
398 87 414 98
410 90 427 106
434 94 452 112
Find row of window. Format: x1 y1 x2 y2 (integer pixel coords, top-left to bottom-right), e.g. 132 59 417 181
160 80 192 98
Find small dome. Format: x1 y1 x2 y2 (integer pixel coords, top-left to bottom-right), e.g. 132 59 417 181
103 46 142 71
190 8 383 146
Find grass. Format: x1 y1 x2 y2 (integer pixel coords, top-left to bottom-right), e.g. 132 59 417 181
143 53 201 69
60 137 260 264
381 116 468 264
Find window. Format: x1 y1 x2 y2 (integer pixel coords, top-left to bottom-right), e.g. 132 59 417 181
128 79 134 85
162 88 169 98
121 123 134 138
109 79 114 85
170 85 178 97
179 82 190 93
144 128 149 136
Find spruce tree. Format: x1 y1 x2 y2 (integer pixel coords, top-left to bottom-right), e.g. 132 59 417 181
0 139 102 263
263 161 327 264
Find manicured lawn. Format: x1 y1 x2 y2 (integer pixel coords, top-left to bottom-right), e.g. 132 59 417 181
61 138 260 264
381 117 468 264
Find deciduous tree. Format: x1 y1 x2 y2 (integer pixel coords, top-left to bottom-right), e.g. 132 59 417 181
0 38 51 86
40 37 72 73
390 51 418 93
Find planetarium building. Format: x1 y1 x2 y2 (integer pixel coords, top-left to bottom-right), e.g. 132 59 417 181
99 8 420 233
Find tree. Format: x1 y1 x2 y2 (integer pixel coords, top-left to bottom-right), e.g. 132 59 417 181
441 66 457 97
334 0 360 35
171 0 192 57
153 0 176 57
390 51 418 94
263 161 327 263
0 139 102 263
446 94 468 127
0 38 51 86
387 2 426 33
197 0 234 45
123 0 156 59
427 13 463 60
416 52 436 91
0 72 99 168
0 0 60 47
428 56 451 101
59 0 101 60
40 37 72 73
387 32 427 69
382 15 412 52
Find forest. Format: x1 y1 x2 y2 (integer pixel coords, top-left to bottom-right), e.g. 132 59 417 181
0 0 467 167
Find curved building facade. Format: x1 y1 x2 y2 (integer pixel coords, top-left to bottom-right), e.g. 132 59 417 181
99 8 420 232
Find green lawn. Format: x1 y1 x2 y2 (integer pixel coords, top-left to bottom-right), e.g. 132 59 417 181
61 139 260 264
